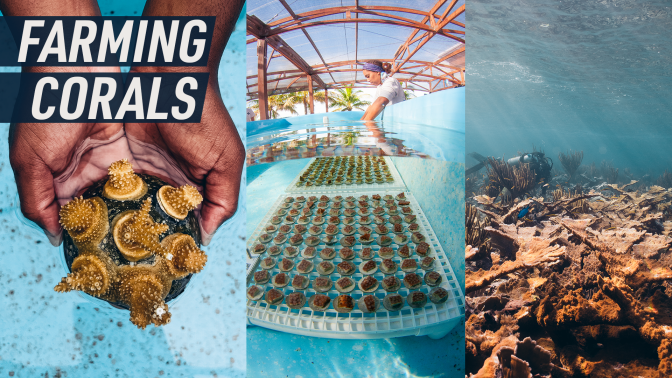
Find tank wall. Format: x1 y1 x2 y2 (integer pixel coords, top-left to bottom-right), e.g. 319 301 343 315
247 111 364 136
379 88 465 133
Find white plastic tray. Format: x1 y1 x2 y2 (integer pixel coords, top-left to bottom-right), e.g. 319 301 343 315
245 190 464 339
285 157 407 193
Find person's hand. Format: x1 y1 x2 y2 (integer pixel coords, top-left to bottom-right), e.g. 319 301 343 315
125 70 245 246
3 0 125 247
9 68 124 245
124 0 245 246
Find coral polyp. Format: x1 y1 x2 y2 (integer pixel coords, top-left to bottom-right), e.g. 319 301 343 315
56 159 205 329
115 267 172 328
157 184 203 220
103 158 148 200
160 233 208 278
55 250 115 296
59 197 108 245
112 198 169 261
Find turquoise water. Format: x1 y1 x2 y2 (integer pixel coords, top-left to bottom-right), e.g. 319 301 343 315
246 157 465 378
0 3 247 377
247 120 464 166
467 0 672 176
248 90 466 167
246 92 466 376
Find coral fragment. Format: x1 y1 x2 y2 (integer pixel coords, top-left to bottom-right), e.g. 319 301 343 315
56 160 206 329
103 159 147 200
113 198 169 261
160 233 208 279
158 184 203 220
59 196 108 246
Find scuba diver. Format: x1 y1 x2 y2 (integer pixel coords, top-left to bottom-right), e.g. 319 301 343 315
467 150 553 194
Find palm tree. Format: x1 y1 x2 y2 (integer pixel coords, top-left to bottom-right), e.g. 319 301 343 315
403 84 418 101
285 91 310 115
329 86 371 111
314 90 333 106
340 131 361 146
283 90 335 115
248 94 299 119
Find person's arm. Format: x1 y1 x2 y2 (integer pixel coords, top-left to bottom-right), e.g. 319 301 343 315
0 0 101 16
125 0 246 245
360 97 390 120
137 0 243 73
2 0 123 245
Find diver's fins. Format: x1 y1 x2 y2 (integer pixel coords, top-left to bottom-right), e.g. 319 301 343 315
466 163 485 175
468 152 488 163
466 152 489 175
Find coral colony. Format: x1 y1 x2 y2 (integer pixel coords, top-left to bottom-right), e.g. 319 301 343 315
55 159 206 329
466 174 672 376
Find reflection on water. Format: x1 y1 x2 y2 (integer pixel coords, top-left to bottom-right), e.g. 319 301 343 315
246 120 439 166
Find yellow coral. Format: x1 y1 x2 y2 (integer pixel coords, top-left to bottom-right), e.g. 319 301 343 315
157 185 203 220
59 196 108 246
55 160 208 329
160 233 207 279
112 198 169 261
114 267 172 329
54 251 114 296
103 159 147 200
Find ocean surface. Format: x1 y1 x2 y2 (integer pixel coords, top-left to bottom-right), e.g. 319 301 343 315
467 0 672 177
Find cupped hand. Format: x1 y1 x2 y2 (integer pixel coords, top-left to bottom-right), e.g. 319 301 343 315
125 71 245 246
8 66 125 245
9 123 124 245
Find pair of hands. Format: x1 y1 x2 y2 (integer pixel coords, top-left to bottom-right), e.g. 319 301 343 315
9 66 245 247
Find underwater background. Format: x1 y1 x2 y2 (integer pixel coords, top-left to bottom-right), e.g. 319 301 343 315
467 0 672 177
465 1 672 376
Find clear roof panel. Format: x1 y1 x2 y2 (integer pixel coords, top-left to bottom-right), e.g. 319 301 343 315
247 0 465 99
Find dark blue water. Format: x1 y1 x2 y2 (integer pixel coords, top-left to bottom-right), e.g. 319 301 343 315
467 0 672 177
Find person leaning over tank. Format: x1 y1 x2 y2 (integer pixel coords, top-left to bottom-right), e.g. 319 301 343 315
360 60 406 121
1 0 245 247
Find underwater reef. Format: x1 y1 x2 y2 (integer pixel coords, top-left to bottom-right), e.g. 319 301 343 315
55 159 207 329
466 161 672 377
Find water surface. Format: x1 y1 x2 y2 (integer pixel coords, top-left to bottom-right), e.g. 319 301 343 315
247 120 464 166
468 0 672 177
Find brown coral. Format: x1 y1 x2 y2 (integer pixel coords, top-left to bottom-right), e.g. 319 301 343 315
657 170 672 189
467 182 672 376
535 287 623 329
466 237 565 293
603 163 619 184
558 150 583 180
103 158 147 200
552 187 590 213
157 184 203 220
59 196 108 246
659 339 672 377
112 198 169 261
467 203 491 260
470 335 520 378
483 158 536 202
